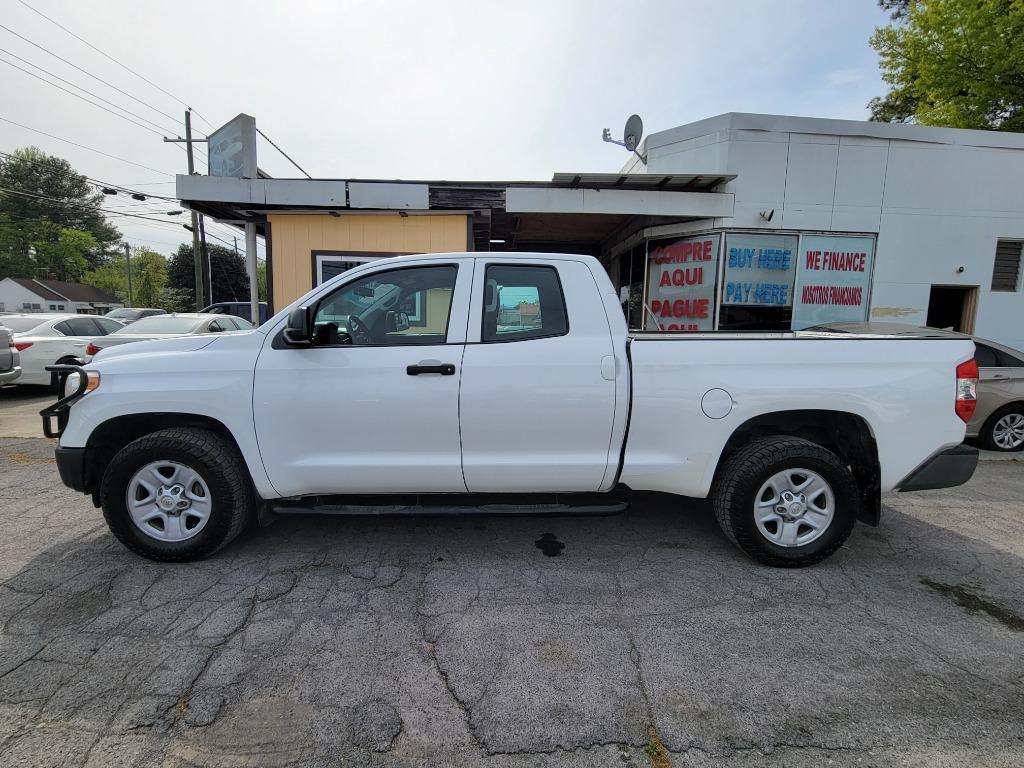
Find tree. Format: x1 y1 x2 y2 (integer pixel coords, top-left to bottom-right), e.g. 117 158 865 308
0 147 121 270
34 227 96 281
83 246 168 307
167 243 250 307
869 0 1024 131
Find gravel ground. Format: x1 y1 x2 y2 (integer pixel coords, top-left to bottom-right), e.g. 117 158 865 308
0 436 1022 768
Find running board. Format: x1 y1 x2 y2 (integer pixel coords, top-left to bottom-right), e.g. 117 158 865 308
270 492 629 517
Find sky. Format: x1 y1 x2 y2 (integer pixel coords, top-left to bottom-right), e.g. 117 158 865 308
0 0 892 257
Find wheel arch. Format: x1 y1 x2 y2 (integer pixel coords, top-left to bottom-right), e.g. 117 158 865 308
715 409 881 525
83 413 249 500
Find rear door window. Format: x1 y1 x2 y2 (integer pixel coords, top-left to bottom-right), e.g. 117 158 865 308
58 317 101 336
975 344 999 368
481 264 568 343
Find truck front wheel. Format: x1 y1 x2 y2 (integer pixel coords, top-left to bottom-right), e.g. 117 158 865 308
99 428 254 561
712 437 859 567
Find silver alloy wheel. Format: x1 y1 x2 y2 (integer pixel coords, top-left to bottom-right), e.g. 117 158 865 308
754 467 835 548
992 413 1024 450
126 460 212 542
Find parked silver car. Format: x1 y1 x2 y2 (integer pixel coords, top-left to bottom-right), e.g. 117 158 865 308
0 324 21 385
86 312 255 359
966 338 1024 451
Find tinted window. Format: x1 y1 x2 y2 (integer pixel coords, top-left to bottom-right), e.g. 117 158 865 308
313 265 457 346
209 320 228 332
975 344 999 368
995 348 1024 368
93 317 122 334
59 317 102 336
482 265 567 343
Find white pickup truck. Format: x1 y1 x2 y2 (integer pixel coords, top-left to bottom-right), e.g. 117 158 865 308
44 252 979 567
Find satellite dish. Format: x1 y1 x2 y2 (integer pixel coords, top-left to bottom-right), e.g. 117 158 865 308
623 114 643 152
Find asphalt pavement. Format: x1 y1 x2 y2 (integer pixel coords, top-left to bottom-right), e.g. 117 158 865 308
0 436 1022 767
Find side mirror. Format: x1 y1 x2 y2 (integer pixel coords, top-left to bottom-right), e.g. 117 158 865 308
386 310 410 332
282 306 311 346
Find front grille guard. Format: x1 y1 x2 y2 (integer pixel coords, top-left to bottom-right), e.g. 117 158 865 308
39 364 88 439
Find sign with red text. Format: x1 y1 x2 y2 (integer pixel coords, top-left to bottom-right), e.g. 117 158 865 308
645 234 720 331
792 235 874 329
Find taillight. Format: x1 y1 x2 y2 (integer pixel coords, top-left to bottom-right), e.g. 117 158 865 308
955 358 978 423
13 341 32 352
86 343 100 356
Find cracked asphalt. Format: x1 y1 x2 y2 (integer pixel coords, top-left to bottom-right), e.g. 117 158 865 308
0 437 1022 767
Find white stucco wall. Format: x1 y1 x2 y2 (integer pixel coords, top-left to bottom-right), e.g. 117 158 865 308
0 279 62 313
627 114 1024 350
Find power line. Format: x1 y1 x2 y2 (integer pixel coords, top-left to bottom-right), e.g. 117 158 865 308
16 0 215 130
0 53 169 138
0 46 180 137
256 128 311 179
0 149 177 200
0 22 184 128
0 185 185 224
0 116 173 175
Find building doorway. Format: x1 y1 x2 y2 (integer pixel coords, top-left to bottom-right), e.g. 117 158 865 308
927 285 978 334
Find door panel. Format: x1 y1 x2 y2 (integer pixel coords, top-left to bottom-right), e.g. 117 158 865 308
253 261 471 496
459 259 618 493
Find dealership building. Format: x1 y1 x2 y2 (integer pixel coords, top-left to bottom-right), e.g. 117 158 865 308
178 112 1024 350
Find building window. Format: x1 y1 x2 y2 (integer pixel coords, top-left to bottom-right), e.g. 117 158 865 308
313 251 407 286
792 235 874 329
718 233 798 331
644 234 720 331
992 240 1022 292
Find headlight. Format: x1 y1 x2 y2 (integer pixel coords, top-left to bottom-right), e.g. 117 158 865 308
63 370 101 398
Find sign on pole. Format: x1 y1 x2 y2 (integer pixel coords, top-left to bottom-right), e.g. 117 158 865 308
208 114 258 178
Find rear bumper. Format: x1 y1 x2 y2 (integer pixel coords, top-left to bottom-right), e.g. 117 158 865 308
897 444 978 492
55 446 88 493
0 366 21 384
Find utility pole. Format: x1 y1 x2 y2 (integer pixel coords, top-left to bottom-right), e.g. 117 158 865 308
197 214 212 306
123 242 133 308
184 110 205 311
245 223 259 324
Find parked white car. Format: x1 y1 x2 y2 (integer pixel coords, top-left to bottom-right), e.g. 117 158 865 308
45 253 979 567
85 313 255 359
4 313 123 390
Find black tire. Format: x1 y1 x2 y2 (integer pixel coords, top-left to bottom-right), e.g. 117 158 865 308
978 404 1024 452
100 428 254 561
712 436 859 568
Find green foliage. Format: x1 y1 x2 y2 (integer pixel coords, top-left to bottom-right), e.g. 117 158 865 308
83 247 169 308
167 242 250 307
870 0 1024 131
0 147 121 275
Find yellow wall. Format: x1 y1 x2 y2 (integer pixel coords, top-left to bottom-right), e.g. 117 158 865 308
268 213 468 309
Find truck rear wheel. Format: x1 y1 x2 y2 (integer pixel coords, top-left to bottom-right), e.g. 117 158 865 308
99 428 254 561
712 436 858 567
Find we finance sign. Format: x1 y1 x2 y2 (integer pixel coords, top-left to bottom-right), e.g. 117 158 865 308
792 235 874 329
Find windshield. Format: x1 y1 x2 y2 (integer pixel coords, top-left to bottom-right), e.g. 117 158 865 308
113 316 200 334
1 317 48 333
106 309 140 320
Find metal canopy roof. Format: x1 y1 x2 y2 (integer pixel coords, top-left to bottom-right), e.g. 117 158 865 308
550 172 736 191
